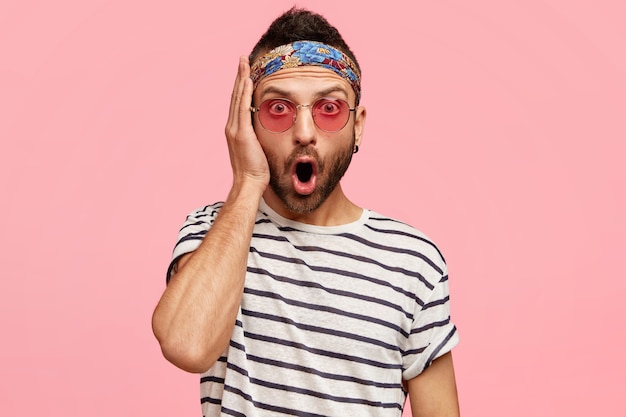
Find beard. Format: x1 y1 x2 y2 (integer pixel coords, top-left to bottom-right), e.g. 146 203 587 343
265 134 356 215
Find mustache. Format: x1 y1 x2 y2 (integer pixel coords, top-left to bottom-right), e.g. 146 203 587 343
283 147 323 170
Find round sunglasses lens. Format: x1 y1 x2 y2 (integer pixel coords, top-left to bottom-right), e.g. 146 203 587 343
313 99 350 132
259 99 295 132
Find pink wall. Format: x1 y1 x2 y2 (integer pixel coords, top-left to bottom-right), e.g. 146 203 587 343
1 1 624 416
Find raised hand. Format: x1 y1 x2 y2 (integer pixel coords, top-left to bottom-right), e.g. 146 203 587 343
224 56 270 190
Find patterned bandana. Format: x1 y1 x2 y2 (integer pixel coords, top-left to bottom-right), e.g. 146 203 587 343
250 40 361 102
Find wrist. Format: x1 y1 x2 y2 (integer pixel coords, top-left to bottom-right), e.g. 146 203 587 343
228 177 267 203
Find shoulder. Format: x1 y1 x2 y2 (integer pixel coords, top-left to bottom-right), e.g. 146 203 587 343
183 201 225 225
175 201 226 244
362 211 447 276
166 202 225 282
365 212 445 258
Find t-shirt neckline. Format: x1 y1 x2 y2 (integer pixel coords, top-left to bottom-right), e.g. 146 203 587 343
259 198 370 235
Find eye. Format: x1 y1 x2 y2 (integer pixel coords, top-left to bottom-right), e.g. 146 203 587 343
315 99 342 116
266 99 293 116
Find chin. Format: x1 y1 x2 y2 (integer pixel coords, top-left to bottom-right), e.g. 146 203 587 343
277 190 327 215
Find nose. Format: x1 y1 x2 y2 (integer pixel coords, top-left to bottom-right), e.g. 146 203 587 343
292 104 316 146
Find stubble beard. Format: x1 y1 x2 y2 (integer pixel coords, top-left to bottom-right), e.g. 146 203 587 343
266 134 356 215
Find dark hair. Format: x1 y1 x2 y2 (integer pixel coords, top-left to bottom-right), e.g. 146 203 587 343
249 7 360 76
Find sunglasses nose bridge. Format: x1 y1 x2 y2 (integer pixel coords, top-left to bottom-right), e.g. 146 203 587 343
293 103 315 126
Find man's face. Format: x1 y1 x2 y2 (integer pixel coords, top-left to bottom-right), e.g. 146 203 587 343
252 67 365 215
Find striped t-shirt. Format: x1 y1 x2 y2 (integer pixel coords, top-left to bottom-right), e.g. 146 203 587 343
167 199 459 417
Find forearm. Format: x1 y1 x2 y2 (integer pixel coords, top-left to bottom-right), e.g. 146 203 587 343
152 180 264 373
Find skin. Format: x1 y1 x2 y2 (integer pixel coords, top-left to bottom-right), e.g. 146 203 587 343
408 352 460 416
252 66 366 224
152 56 460 416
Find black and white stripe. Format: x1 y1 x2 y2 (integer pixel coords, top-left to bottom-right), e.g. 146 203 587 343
169 200 459 416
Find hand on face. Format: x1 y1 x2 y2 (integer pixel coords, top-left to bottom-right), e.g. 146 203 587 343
225 56 270 190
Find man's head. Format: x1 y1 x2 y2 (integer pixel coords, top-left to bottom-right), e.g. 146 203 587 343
248 8 366 218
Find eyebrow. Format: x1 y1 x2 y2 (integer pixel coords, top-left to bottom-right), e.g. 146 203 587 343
259 85 349 101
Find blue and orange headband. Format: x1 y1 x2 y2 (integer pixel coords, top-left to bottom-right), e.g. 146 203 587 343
250 40 361 102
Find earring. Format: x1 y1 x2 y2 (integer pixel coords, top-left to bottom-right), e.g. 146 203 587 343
353 145 359 154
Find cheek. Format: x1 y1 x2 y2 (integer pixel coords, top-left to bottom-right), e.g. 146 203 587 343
257 137 291 165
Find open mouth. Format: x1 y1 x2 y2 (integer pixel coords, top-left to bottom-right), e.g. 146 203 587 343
296 162 313 183
291 158 317 195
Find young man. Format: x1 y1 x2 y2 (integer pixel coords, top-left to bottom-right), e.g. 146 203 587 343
152 8 460 417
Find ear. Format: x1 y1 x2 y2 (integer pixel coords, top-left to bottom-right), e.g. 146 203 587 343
353 105 367 148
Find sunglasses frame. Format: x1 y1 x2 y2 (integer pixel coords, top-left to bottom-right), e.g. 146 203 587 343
250 97 356 133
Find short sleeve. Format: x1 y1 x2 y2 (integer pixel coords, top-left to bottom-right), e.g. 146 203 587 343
402 262 459 380
165 202 223 283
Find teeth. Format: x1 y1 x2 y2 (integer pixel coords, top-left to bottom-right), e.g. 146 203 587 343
296 163 313 182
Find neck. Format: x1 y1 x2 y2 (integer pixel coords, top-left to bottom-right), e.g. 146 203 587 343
262 184 362 226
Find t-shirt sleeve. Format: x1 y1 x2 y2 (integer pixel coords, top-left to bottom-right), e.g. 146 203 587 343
402 260 460 380
165 202 223 283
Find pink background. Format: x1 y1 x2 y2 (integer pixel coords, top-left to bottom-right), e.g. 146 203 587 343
1 1 624 416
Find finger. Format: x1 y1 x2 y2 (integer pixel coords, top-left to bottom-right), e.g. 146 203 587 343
227 56 248 131
237 59 253 125
228 57 244 117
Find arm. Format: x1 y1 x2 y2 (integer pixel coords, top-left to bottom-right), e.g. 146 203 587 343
407 352 460 417
151 56 269 373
